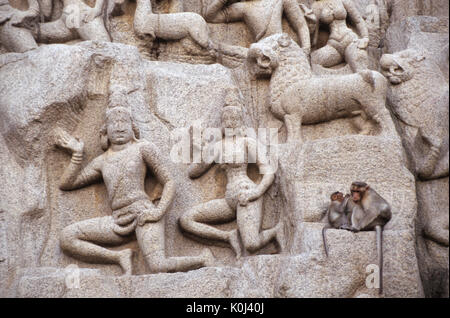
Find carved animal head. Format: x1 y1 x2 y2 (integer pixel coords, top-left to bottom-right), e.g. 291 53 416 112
380 49 426 85
247 33 307 78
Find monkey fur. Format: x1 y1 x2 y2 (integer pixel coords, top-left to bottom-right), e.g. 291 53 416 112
348 182 392 295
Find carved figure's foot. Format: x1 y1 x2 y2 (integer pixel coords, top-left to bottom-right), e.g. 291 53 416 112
201 248 215 267
275 222 286 253
118 249 133 276
229 229 242 259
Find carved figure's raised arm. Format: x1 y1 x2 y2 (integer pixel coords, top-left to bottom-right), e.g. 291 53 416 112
283 0 311 55
343 0 369 41
54 129 103 191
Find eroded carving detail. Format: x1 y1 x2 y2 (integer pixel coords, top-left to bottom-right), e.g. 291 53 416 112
179 102 284 258
310 0 370 72
247 33 395 143
55 106 213 275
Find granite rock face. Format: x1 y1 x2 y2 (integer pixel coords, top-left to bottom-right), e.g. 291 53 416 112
0 0 448 298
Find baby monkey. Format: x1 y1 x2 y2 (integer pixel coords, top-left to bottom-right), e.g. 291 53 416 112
322 191 352 257
348 182 392 295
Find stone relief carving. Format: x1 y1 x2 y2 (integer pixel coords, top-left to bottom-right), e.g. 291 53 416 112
54 107 213 274
36 0 112 43
0 0 448 298
204 0 311 54
310 0 370 73
179 101 284 258
247 33 395 143
134 0 215 52
380 49 449 181
0 0 39 53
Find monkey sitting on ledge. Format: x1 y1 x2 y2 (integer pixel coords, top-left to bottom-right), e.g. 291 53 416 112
347 181 392 295
322 191 352 257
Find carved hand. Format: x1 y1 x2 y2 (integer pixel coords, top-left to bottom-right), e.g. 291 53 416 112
238 188 260 207
54 128 84 154
137 207 162 226
357 37 369 49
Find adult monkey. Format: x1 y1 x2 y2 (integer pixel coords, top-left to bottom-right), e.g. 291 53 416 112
204 0 311 55
54 106 213 275
348 181 392 294
322 191 351 257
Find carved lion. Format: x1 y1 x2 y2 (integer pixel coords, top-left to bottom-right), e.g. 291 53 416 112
247 33 397 143
380 49 449 180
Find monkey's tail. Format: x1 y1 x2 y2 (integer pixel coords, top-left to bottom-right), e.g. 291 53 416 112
322 226 329 258
376 225 383 295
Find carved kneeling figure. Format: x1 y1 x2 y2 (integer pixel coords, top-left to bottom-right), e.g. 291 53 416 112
179 104 285 258
55 107 213 275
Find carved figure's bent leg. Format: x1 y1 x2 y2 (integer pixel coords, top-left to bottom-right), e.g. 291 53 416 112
284 113 303 143
179 199 241 256
237 197 282 253
59 216 134 274
136 219 213 273
311 44 343 68
0 23 38 53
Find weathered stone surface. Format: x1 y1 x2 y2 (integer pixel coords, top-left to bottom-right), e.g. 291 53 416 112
0 0 448 298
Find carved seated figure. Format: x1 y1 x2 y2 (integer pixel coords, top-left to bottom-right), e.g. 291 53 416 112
54 106 213 275
310 0 370 72
179 100 285 258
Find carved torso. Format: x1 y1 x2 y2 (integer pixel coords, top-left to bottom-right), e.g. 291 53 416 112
97 141 150 210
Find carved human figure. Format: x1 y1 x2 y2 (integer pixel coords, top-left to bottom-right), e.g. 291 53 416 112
55 106 213 275
35 0 112 44
179 104 284 258
0 0 40 53
204 0 311 55
310 0 369 72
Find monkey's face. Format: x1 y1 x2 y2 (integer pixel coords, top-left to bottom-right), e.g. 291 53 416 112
351 190 361 202
351 185 369 202
331 192 344 202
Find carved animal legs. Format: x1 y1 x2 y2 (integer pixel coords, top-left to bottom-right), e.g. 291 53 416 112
284 113 303 143
136 219 214 273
